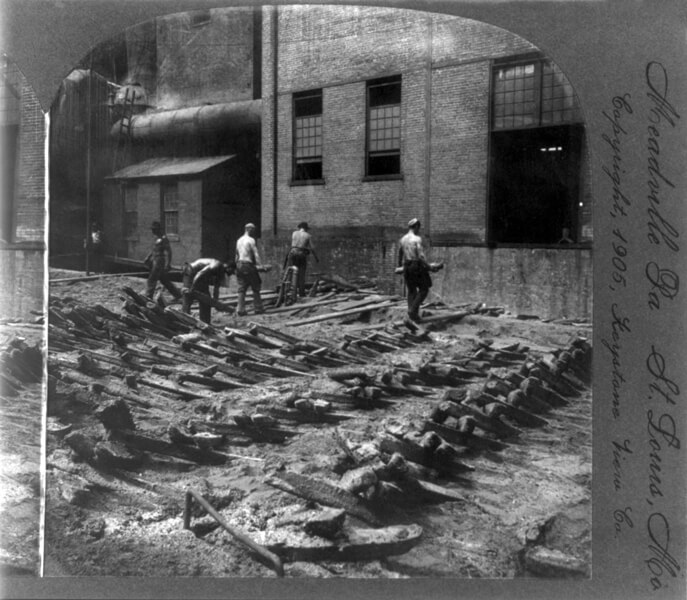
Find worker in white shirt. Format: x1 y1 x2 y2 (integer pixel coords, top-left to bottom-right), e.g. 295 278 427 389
235 223 265 316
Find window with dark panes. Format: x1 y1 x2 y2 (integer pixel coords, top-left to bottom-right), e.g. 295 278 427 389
489 56 585 245
366 76 401 177
123 185 138 238
162 183 179 235
293 90 323 182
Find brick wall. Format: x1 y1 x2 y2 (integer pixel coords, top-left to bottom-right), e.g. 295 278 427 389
155 8 256 110
429 61 491 241
15 75 45 243
2 62 45 320
263 5 572 243
258 5 593 319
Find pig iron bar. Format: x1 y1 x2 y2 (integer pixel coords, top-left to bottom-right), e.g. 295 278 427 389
265 471 381 526
224 327 282 349
121 314 177 338
116 346 178 366
298 353 350 369
112 429 228 464
76 349 145 371
271 357 315 374
212 362 267 384
247 323 302 345
471 392 549 428
268 407 352 424
439 399 522 438
135 376 209 400
377 433 474 473
343 335 398 353
422 420 508 452
183 489 284 577
181 340 229 359
176 372 248 390
239 360 316 378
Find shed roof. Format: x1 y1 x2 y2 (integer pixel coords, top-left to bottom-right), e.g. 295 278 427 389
106 155 236 180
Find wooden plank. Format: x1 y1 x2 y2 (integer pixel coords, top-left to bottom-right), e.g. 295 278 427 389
284 300 399 327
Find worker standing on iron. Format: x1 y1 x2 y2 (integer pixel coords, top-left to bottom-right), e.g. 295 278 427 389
181 258 235 324
235 223 266 316
144 221 182 302
397 218 432 324
286 221 319 297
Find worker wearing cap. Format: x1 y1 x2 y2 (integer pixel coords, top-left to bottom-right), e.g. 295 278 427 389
397 218 432 323
181 258 236 324
144 221 182 301
235 223 265 316
286 221 319 297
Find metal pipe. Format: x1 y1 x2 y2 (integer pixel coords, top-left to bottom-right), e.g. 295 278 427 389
110 99 262 142
183 488 284 577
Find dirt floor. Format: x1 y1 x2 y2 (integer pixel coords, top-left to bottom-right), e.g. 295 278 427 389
0 320 44 577
42 269 591 578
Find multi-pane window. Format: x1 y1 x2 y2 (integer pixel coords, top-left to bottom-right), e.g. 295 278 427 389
162 183 179 235
366 76 401 177
541 61 580 125
489 55 585 245
492 57 581 130
123 185 138 238
293 90 323 181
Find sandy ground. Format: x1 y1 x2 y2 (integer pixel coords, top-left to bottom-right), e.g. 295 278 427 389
42 270 591 578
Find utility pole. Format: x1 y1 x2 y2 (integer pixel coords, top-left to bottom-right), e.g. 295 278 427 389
85 56 93 275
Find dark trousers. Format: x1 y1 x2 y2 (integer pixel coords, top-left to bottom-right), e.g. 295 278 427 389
404 260 432 321
181 266 212 323
146 263 181 300
236 262 263 314
287 248 309 296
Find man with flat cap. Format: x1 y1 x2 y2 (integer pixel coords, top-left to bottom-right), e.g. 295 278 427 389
286 221 319 298
235 223 265 316
398 217 432 323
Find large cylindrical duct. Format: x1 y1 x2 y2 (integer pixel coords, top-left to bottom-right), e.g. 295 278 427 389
110 99 262 141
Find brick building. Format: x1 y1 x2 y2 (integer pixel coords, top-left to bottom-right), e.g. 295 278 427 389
0 55 45 319
53 8 264 271
259 6 592 319
51 5 592 319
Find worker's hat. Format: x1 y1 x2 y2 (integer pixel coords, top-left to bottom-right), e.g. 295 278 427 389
245 222 256 230
408 218 420 228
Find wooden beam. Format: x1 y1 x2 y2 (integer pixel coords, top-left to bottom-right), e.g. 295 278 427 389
285 300 399 327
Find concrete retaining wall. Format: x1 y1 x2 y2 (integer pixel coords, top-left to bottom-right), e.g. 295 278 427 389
260 234 591 320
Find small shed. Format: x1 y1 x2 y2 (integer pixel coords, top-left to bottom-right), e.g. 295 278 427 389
103 154 259 267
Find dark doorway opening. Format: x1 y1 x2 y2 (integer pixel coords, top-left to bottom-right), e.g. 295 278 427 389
489 125 583 244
